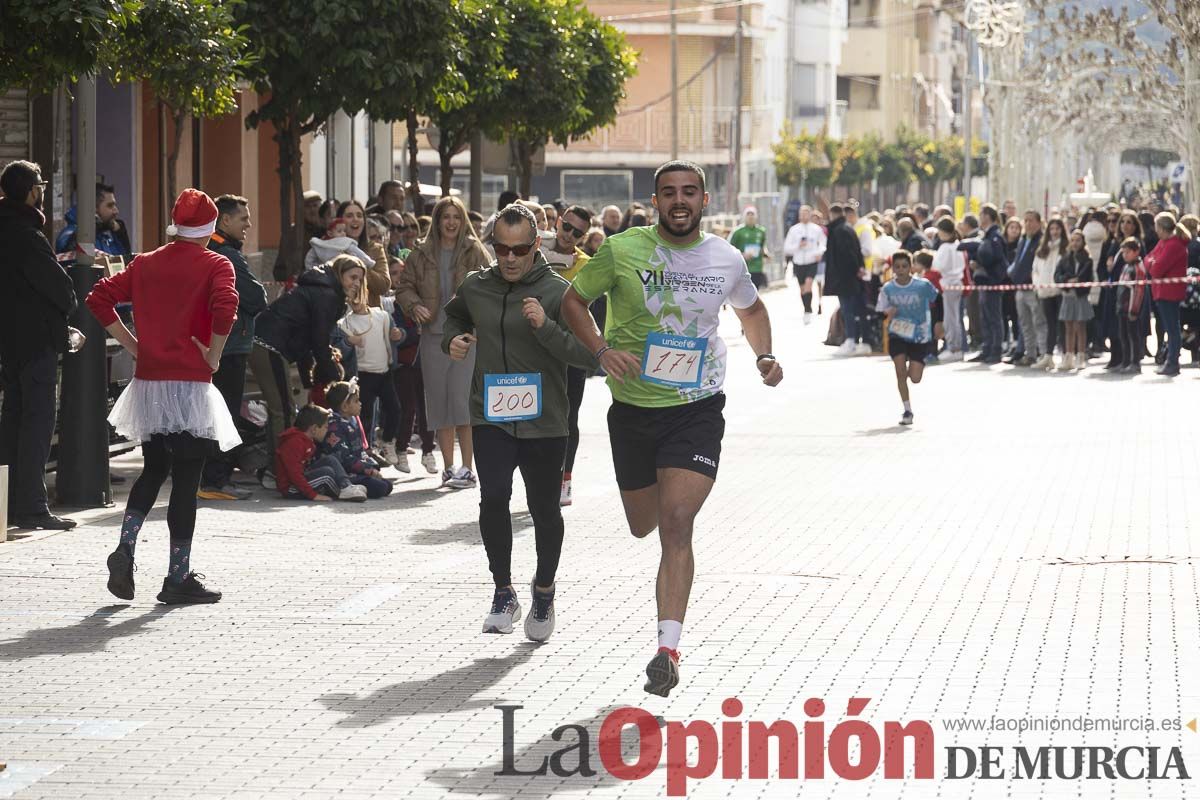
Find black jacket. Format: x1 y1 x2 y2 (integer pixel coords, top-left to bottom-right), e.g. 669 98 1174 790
1054 251 1094 298
0 199 77 358
823 216 864 296
252 265 346 382
1008 232 1041 284
209 231 268 356
901 231 930 253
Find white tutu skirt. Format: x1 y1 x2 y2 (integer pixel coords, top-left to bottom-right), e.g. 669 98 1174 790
108 378 242 452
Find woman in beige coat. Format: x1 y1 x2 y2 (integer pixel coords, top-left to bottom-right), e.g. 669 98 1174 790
395 196 491 488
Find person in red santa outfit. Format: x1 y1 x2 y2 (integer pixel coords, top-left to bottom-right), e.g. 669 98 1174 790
86 188 241 605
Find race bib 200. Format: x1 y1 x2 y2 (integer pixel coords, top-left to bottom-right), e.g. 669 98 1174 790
484 373 542 422
641 332 707 389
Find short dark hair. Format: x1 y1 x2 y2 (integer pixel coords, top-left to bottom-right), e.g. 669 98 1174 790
891 250 912 267
829 203 845 216
378 179 404 196
468 210 484 228
980 203 999 225
913 203 930 219
324 381 356 412
215 194 248 218
914 249 935 269
563 204 594 226
294 404 331 432
1120 236 1141 251
495 203 538 240
963 213 980 230
498 190 520 209
653 160 705 192
0 160 41 201
936 216 958 238
1024 209 1042 222
96 182 116 203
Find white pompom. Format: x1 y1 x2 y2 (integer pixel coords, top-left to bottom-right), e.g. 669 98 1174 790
166 224 178 236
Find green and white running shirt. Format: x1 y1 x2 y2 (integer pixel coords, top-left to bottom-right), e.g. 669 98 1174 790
572 225 759 408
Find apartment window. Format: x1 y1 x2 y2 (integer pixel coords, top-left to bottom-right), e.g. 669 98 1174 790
849 0 880 27
839 76 880 110
560 170 633 213
792 63 819 118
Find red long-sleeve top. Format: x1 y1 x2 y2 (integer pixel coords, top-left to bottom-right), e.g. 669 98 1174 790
1145 235 1188 303
86 240 238 382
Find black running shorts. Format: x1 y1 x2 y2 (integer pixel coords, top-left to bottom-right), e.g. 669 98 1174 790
607 393 726 491
887 334 929 362
792 261 819 282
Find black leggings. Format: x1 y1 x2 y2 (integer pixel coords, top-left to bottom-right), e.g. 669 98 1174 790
473 425 567 588
1119 315 1143 365
564 367 586 474
127 433 211 543
1041 296 1061 354
393 363 434 453
357 370 400 446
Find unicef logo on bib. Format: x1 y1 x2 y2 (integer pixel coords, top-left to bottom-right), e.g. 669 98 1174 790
641 332 707 389
484 373 542 422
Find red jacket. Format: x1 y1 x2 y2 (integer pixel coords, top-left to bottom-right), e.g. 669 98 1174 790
86 240 238 381
1145 235 1188 302
275 426 319 499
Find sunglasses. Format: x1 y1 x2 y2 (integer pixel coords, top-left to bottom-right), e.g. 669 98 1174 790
560 220 586 238
494 241 537 257
390 224 417 232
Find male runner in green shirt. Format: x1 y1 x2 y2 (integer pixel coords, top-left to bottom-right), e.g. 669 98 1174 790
728 205 770 289
561 160 784 697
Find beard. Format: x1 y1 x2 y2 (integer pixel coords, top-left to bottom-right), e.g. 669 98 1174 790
661 209 701 238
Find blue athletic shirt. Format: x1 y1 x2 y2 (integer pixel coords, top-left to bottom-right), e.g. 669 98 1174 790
876 276 938 343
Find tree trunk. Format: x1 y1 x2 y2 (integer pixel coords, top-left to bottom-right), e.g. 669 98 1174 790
272 118 304 282
406 110 420 211
165 109 185 207
439 144 454 197
517 140 532 199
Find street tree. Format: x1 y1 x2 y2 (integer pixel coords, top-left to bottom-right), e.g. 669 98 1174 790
0 0 132 95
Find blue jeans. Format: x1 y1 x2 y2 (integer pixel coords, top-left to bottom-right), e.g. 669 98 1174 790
980 292 1004 360
839 292 864 343
1156 300 1181 369
350 473 393 499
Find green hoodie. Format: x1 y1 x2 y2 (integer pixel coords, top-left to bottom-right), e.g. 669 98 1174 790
441 252 597 438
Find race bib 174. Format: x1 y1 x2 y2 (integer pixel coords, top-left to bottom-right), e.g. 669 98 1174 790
641 332 707 389
484 373 542 422
888 318 917 339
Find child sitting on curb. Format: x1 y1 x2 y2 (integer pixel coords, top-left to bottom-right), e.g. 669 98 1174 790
275 404 368 502
321 381 394 499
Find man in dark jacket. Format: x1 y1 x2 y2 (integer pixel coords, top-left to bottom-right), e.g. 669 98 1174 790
969 203 1008 363
1007 210 1045 366
0 160 79 530
897 217 931 253
816 197 867 355
199 195 268 499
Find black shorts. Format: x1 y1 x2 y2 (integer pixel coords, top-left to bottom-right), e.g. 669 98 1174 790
750 271 768 289
792 261 819 282
931 295 944 326
888 334 929 362
608 393 726 491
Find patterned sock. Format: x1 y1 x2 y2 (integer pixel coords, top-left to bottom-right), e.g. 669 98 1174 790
167 539 192 584
118 511 146 558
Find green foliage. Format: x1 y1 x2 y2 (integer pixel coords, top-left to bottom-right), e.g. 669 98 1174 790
0 0 136 95
106 0 249 119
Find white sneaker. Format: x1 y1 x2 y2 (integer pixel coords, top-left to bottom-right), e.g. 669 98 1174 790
1057 353 1075 372
1075 353 1087 371
803 311 813 325
834 340 856 357
395 452 411 473
560 479 572 507
482 587 522 634
941 350 964 362
854 342 872 356
338 484 368 502
524 580 555 642
440 467 455 487
447 466 477 489
384 442 405 467
409 434 423 449
421 453 438 474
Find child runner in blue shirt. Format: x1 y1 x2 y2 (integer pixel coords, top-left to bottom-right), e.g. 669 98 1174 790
876 250 939 425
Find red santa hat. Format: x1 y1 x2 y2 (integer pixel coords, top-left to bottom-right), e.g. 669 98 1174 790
166 188 218 238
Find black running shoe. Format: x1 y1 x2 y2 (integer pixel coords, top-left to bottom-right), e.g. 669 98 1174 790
644 648 680 697
106 546 135 600
156 573 222 605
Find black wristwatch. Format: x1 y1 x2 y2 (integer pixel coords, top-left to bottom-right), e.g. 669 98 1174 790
756 353 776 363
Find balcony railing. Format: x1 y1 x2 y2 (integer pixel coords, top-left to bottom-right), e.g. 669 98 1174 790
569 106 776 155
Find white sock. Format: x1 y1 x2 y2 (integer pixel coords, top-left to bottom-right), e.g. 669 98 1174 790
903 401 912 413
657 620 682 651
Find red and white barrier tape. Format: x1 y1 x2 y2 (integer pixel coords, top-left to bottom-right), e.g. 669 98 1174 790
941 276 1200 292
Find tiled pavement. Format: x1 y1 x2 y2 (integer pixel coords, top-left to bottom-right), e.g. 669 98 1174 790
1 286 1198 798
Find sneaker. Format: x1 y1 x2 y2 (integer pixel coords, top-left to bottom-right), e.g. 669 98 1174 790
258 469 276 490
447 467 477 489
1074 353 1087 371
421 453 438 474
1057 353 1075 372
853 342 872 356
337 484 368 502
395 452 411 473
899 410 913 426
156 572 222 605
941 350 964 362
106 545 136 600
833 340 856 357
440 467 455 487
377 442 401 467
1018 355 1036 366
524 581 556 642
482 587 522 634
803 311 813 325
644 647 681 697
197 484 252 501
560 479 572 507
10 512 77 530
409 434 423 449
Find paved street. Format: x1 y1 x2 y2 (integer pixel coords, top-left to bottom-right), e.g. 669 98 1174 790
2 285 1198 799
